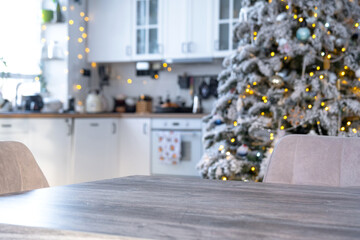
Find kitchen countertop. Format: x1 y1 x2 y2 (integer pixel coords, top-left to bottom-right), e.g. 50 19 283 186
0 112 207 119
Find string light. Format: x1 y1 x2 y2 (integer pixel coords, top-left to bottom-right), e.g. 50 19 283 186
75 84 82 90
325 106 329 111
226 151 230 156
344 66 348 70
77 54 83 59
319 75 324 79
167 67 172 72
62 6 67 11
321 102 325 106
340 127 345 131
280 125 285 130
270 52 275 57
270 133 274 141
162 63 168 68
91 62 97 68
299 17 304 22
79 26 84 32
245 89 250 93
231 138 236 143
85 48 90 53
308 104 312 109
327 54 331 59
347 121 351 126
218 145 224 151
341 48 346 52
293 15 298 19
222 176 228 181
284 56 288 60
78 38 83 43
250 166 256 172
127 78 132 84
34 77 39 81
41 25 47 31
233 121 238 127
154 74 159 79
284 88 288 92
80 12 85 17
312 34 316 39
321 52 326 56
84 16 89 22
316 66 321 70
283 115 288 120
312 23 316 28
355 23 359 28
285 5 289 9
306 88 310 92
261 112 265 116
253 82 257 86
309 72 314 77
82 33 87 38
353 129 357 133
317 121 320 125
314 13 318 18
340 71 346 76
253 32 257 36
69 20 74 25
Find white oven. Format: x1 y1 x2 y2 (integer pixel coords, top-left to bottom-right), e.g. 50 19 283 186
151 118 202 177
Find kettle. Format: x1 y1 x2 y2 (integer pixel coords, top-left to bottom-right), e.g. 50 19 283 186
86 90 103 113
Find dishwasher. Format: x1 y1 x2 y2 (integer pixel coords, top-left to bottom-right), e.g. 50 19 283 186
151 118 202 177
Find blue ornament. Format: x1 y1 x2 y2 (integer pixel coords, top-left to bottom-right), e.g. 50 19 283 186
296 27 310 41
214 119 223 125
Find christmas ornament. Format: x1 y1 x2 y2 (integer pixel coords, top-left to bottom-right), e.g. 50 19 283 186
355 68 360 78
236 144 249 157
276 13 287 22
296 21 310 41
288 106 304 126
323 57 330 70
270 74 284 88
213 115 224 125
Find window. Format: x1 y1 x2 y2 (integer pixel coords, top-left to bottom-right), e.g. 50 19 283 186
0 0 42 104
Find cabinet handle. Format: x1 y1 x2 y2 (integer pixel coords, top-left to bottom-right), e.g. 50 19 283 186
126 45 132 56
65 118 72 136
1 124 11 128
172 122 180 126
112 122 117 134
90 123 99 127
181 42 187 53
214 40 219 51
188 42 195 53
143 122 147 135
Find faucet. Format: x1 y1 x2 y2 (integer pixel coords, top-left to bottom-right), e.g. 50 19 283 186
14 82 23 111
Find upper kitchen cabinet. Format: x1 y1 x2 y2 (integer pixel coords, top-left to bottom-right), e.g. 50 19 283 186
87 0 133 62
213 0 242 58
163 0 213 60
132 0 164 61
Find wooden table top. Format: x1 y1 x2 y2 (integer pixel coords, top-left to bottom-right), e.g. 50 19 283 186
0 175 359 239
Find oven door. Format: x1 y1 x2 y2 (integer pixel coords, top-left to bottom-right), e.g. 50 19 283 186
151 130 202 177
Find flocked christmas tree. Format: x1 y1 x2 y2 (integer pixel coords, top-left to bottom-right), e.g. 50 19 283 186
198 0 360 181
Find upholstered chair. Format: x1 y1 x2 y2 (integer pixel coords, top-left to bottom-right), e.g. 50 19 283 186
0 141 49 195
263 135 360 187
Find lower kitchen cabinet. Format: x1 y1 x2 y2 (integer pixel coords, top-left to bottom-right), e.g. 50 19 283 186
118 118 151 177
28 118 72 186
72 118 119 183
0 119 29 145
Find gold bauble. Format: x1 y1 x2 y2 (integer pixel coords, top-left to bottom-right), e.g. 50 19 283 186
270 75 284 88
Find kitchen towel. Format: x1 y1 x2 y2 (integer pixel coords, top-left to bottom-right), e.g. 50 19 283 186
157 131 182 165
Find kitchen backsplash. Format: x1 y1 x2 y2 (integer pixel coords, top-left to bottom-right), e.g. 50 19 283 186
102 59 223 114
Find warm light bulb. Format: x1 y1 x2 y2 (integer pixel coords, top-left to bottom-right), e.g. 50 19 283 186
285 5 289 9
325 106 329 111
233 121 238 127
79 26 84 32
308 104 312 109
355 23 359 28
91 62 97 68
69 20 74 25
312 34 316 39
319 75 324 79
284 56 288 60
347 121 351 126
167 67 172 72
82 33 87 38
261 112 265 116
327 54 331 59
283 115 288 120
218 145 224 151
340 71 346 76
127 79 132 84
231 138 235 143
284 88 288 92
154 74 159 79
253 82 257 86
306 88 310 92
80 12 85 17
270 52 275 57
293 15 298 19
84 16 89 22
162 63 168 68
253 32 257 36
85 48 90 53
316 66 321 70
321 102 325 106
62 6 67 11
309 72 314 77
222 176 228 181
341 48 346 52
76 84 82 90
280 126 285 130
352 129 357 133
250 166 256 172
340 127 345 131
77 54 83 59
299 17 304 22
314 13 318 18
312 23 316 28
78 38 83 43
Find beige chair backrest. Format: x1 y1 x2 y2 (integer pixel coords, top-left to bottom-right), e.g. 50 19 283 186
0 141 49 195
263 135 360 187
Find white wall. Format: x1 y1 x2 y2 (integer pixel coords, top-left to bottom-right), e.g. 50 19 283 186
102 59 223 113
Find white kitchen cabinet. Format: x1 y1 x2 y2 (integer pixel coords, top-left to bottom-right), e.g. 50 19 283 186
28 118 72 186
72 118 119 183
213 0 242 58
0 119 29 145
87 0 133 62
118 118 151 177
163 0 213 60
132 0 164 61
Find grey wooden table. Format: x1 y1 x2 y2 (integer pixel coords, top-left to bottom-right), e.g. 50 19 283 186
0 175 359 240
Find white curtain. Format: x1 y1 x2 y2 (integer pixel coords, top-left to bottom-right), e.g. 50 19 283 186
0 0 42 75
